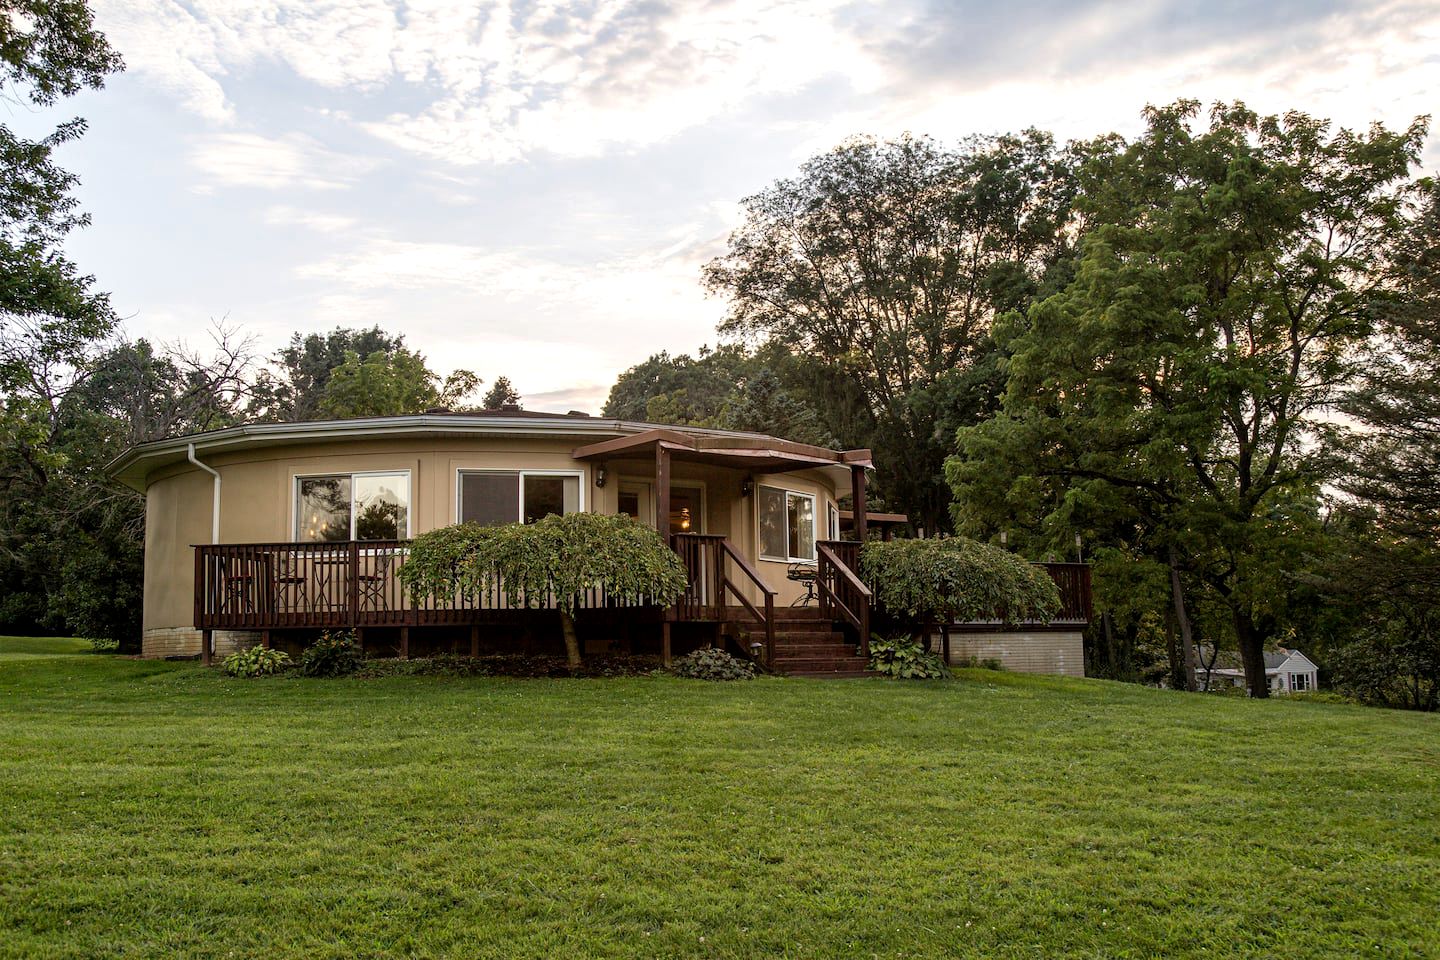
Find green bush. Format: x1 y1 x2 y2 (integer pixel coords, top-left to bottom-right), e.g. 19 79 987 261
87 636 119 653
861 537 1062 626
223 645 293 678
1288 690 1356 705
868 638 950 679
671 647 756 681
298 631 363 677
955 655 1004 671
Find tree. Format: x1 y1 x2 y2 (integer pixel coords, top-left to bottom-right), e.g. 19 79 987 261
400 514 689 671
248 327 405 421
317 345 478 419
951 101 1427 697
705 132 1081 533
860 537 1061 641
481 376 520 410
603 346 750 424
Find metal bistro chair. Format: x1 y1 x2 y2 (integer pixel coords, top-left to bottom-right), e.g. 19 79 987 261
355 548 397 612
271 550 309 615
218 555 257 616
787 562 818 607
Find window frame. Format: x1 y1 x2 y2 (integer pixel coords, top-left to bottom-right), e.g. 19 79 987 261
757 484 818 563
292 469 413 542
827 502 840 542
455 468 586 526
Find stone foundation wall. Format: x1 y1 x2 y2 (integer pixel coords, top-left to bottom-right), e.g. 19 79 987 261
142 627 261 660
937 630 1086 678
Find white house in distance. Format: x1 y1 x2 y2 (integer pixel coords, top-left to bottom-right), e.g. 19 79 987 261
1204 648 1320 695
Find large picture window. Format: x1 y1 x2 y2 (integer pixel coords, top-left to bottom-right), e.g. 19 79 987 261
458 470 582 526
295 472 410 542
758 486 816 562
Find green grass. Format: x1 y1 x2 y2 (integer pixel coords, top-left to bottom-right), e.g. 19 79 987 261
1 654 1437 959
0 635 93 659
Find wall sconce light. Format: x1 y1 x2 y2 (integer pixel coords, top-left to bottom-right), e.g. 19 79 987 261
1075 533 1083 563
741 476 754 498
594 465 607 488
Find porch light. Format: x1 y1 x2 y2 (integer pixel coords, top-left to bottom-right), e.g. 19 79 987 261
679 507 691 531
741 477 754 498
594 465 607 488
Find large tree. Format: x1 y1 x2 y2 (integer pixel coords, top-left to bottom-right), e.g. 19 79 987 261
951 101 1427 697
705 132 1080 533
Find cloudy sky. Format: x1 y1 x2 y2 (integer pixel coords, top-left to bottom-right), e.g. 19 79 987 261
25 0 1440 411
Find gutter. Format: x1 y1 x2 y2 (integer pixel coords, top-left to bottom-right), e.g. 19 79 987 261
186 443 221 543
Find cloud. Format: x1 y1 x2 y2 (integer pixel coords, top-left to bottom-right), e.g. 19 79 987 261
189 132 380 190
262 205 361 233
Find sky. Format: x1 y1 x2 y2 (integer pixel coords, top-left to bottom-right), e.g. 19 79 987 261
22 0 1440 412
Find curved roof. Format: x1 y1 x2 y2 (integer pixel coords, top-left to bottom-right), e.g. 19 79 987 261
106 410 871 491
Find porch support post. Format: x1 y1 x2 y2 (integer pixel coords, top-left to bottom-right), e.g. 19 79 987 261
655 442 671 542
850 465 868 543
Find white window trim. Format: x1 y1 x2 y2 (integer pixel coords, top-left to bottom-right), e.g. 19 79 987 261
827 502 840 542
292 469 413 541
758 484 818 563
455 468 586 525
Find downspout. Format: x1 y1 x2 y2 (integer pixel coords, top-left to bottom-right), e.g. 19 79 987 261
187 443 221 543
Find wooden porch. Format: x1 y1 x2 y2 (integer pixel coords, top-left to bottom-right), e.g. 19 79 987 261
192 535 1092 672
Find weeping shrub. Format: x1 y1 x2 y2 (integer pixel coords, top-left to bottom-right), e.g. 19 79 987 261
400 513 689 672
861 537 1062 628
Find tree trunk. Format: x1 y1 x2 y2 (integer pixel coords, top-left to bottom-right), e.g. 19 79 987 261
1168 544 1198 692
559 608 582 673
1234 608 1268 699
1164 613 1181 691
1101 611 1117 676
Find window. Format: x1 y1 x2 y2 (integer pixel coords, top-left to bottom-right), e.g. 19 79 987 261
295 472 409 542
759 486 816 562
458 471 582 526
1290 673 1311 692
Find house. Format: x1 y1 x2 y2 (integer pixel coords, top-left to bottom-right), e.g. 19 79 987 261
1201 647 1320 694
107 409 1090 676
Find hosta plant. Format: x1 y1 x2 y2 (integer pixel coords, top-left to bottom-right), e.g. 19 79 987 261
671 647 756 681
223 645 292 678
868 638 950 680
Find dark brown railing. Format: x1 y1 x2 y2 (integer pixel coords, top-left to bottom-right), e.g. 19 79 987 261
194 540 661 631
816 540 871 656
1038 562 1092 624
670 533 777 663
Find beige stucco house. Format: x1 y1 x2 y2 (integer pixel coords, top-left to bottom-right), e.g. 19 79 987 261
108 409 887 673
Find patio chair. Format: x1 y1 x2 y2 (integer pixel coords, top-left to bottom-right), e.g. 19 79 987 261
271 551 309 614
355 549 396 611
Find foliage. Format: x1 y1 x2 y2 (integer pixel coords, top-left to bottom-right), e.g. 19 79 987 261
318 345 478 420
297 631 363 678
354 653 661 679
222 645 293 678
705 132 1082 533
950 100 1428 697
861 537 1061 626
86 634 117 652
867 638 949 679
670 647 756 681
481 376 521 410
400 513 689 670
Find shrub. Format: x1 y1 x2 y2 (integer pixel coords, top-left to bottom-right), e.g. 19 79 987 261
671 647 756 681
298 630 363 677
955 655 1004 671
87 636 119 653
223 645 293 678
401 514 689 672
868 638 949 679
861 537 1062 627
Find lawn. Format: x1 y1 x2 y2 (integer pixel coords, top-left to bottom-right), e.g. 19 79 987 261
2 646 1437 959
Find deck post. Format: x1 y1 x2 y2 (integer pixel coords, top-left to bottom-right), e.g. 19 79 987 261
400 626 410 659
470 625 480 658
201 629 212 666
261 630 271 650
662 619 672 668
850 465 868 543
655 441 671 540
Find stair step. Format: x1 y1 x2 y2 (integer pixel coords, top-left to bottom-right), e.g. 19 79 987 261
772 643 859 656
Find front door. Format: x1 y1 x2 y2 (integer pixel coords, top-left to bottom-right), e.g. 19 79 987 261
618 480 703 535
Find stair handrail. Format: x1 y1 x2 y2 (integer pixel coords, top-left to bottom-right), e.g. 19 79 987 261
718 539 777 664
816 541 872 657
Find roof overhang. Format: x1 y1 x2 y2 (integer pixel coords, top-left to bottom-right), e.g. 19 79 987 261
571 429 871 479
106 415 870 492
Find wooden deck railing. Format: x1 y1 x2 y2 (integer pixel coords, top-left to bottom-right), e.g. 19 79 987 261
670 533 776 662
816 540 871 655
194 540 662 631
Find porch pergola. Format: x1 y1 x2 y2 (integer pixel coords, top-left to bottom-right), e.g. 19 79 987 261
569 429 874 540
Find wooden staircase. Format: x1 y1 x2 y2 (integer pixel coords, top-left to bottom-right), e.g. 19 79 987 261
752 608 872 678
